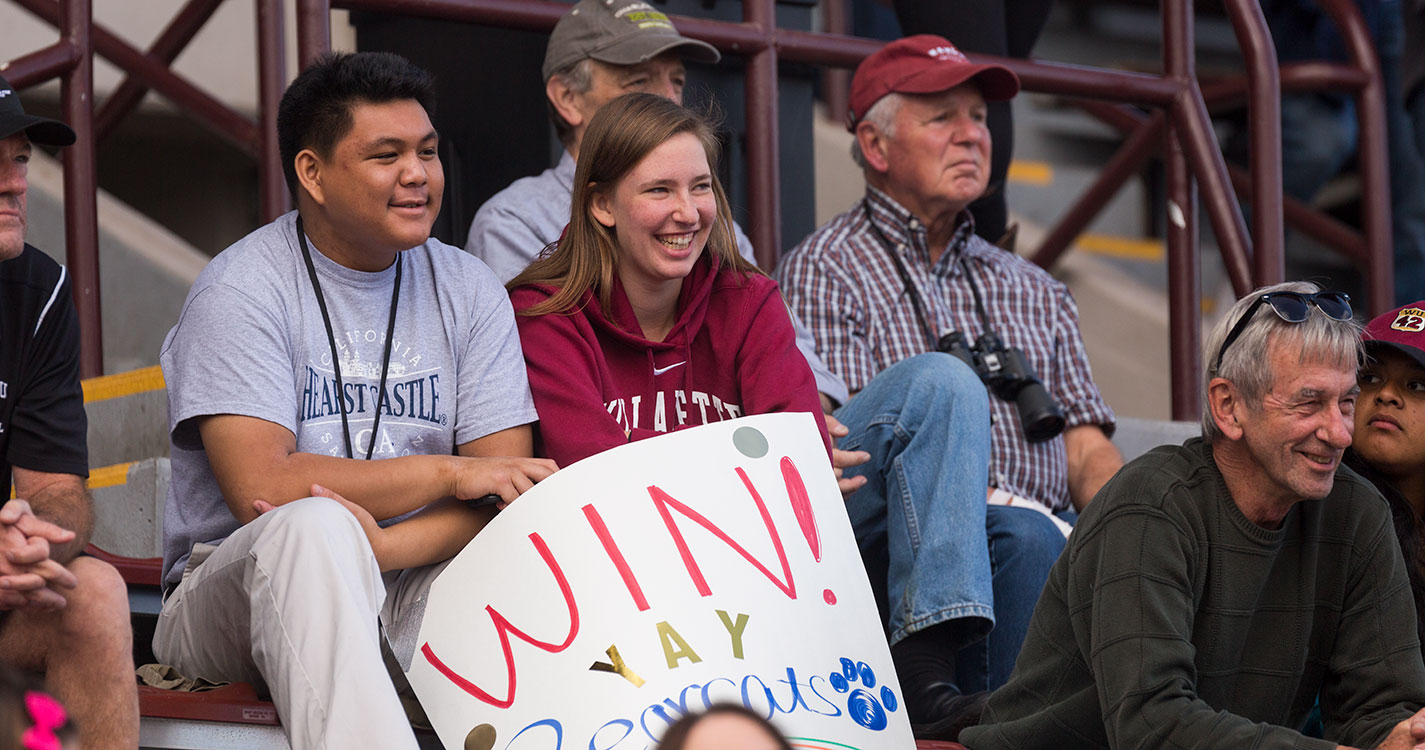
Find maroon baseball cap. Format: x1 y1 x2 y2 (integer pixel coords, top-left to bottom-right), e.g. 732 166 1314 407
847 35 1019 131
1363 300 1425 368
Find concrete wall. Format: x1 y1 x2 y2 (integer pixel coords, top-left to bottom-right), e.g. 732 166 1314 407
24 149 208 373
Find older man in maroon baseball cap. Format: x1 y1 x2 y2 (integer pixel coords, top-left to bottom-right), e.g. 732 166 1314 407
777 35 1124 741
0 74 139 749
845 34 1019 130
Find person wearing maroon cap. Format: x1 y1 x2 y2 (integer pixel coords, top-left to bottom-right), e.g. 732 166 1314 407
777 34 1123 739
890 0 1052 247
1346 300 1425 665
0 74 139 749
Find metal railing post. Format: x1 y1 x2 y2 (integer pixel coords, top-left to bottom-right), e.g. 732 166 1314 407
1164 0 1202 419
819 0 851 124
1224 0 1284 285
297 0 333 70
59 0 102 377
744 0 781 269
1317 0 1392 314
257 0 288 221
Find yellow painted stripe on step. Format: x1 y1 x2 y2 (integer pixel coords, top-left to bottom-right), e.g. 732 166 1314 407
86 462 132 490
82 365 165 404
1008 160 1053 186
1074 233 1165 261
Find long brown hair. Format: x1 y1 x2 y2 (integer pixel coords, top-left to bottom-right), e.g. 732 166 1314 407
508 92 758 315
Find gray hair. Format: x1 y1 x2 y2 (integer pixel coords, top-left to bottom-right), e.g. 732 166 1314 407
547 58 595 146
850 93 903 169
1201 280 1362 442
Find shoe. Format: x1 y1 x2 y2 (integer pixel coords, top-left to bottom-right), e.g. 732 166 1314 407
908 688 988 742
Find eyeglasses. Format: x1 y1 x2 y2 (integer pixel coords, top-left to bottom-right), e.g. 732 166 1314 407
1212 291 1352 375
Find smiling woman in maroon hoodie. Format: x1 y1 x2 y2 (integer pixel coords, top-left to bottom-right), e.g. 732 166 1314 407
507 93 830 466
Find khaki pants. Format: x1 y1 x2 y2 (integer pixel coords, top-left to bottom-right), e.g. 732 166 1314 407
154 497 445 750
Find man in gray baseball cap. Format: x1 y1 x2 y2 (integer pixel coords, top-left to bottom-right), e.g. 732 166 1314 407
465 0 723 281
540 0 720 84
0 74 139 749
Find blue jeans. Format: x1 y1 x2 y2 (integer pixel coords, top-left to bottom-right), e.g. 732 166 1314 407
834 353 1065 691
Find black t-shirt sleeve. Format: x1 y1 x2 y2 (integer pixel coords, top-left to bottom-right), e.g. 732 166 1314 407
8 268 88 479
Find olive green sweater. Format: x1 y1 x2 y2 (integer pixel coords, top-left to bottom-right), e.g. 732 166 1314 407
962 438 1425 750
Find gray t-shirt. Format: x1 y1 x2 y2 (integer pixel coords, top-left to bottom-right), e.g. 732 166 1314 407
160 212 537 586
465 150 850 405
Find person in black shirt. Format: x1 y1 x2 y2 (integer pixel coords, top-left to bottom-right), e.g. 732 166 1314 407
0 75 137 748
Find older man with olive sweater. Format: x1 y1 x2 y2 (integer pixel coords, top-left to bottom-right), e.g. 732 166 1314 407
964 283 1425 750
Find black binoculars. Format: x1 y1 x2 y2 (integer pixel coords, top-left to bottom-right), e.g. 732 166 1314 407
937 330 1066 443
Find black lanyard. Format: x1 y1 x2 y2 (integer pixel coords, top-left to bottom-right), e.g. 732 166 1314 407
860 200 995 348
295 217 402 460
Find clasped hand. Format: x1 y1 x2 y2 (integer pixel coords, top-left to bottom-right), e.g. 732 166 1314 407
0 500 78 611
1365 706 1425 750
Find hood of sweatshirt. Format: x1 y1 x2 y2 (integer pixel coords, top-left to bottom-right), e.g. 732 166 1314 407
590 254 720 352
517 253 738 407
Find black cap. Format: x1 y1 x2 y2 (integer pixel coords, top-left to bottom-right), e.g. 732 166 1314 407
0 75 76 147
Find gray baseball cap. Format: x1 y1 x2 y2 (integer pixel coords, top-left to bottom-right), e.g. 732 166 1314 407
542 0 720 82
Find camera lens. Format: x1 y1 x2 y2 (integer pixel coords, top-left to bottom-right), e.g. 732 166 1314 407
1015 383 1066 442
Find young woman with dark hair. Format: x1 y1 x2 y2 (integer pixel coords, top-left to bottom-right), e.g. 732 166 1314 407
1347 300 1425 657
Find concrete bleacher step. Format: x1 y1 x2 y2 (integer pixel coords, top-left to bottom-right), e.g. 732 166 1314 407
141 717 289 750
90 458 168 560
83 364 169 560
84 365 169 468
1111 416 1199 461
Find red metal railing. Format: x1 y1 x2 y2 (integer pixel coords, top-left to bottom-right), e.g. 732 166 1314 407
2 0 1393 420
5 0 291 377
4 0 100 377
295 0 1283 418
1040 0 1391 317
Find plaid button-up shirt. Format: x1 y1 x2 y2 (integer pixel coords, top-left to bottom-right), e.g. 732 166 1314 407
776 187 1115 511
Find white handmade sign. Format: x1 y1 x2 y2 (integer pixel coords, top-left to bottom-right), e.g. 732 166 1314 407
406 413 914 749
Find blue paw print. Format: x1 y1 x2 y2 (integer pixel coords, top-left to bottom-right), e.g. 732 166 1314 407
829 657 898 731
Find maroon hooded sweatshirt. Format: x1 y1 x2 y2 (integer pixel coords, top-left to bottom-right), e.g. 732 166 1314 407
510 255 831 467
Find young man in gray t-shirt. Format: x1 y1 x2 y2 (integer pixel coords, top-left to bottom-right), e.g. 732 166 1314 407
155 52 556 750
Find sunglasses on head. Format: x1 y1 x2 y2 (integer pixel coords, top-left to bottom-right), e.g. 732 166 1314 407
1212 290 1352 375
